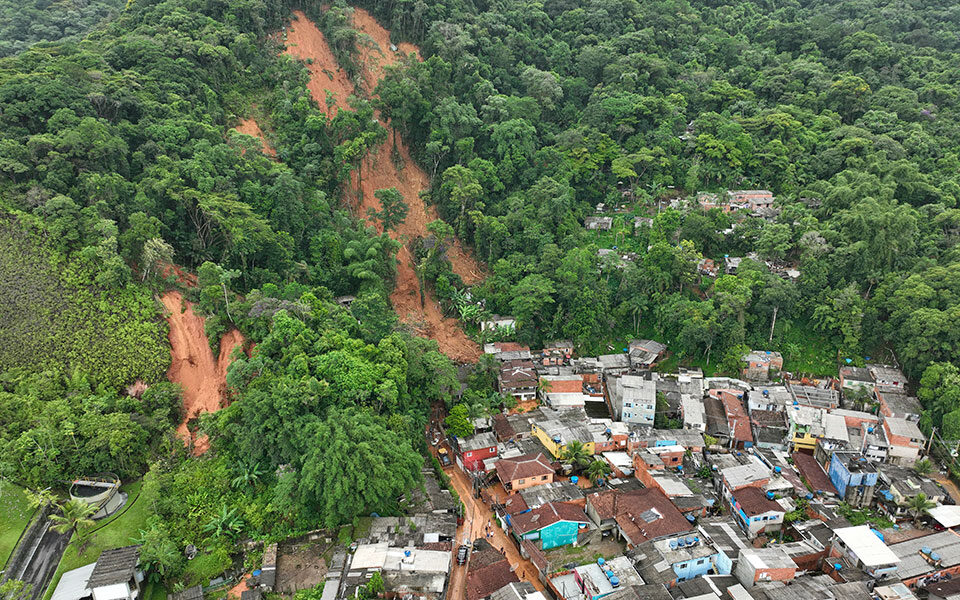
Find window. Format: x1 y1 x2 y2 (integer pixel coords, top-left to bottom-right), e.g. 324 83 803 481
672 457 679 462
697 559 705 565
625 402 632 408
679 563 688 569
542 475 548 480
518 479 525 484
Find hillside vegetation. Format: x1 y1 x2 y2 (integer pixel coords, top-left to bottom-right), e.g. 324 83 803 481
0 216 168 388
0 0 123 57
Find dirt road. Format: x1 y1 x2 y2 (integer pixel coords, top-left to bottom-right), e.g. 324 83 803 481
441 460 545 600
283 9 482 362
932 473 960 504
161 291 244 453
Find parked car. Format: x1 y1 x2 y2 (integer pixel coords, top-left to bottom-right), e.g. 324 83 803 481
439 448 451 466
457 545 469 565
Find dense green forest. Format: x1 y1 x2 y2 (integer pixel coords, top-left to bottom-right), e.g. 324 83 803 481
357 0 960 389
0 0 124 57
3 0 960 588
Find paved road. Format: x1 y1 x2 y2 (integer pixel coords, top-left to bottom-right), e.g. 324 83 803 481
11 522 71 600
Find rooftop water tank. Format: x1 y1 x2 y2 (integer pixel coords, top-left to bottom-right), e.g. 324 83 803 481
932 552 941 561
252 570 262 577
610 576 620 588
597 558 606 566
686 537 695 546
922 547 932 555
677 538 686 547
571 476 579 484
404 550 412 557
834 564 842 571
766 491 775 500
605 570 614 579
774 466 782 473
670 540 678 550
763 390 769 397
868 427 874 433
806 493 814 500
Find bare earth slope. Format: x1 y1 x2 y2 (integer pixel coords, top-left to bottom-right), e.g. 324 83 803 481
162 290 244 452
284 9 482 362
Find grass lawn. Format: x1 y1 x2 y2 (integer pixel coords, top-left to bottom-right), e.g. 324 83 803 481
0 480 35 568
43 481 151 600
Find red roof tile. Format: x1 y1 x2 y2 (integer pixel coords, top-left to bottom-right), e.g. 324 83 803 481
496 453 554 483
792 452 837 495
465 561 519 600
587 488 691 545
502 493 530 515
511 501 590 535
733 487 783 516
717 390 752 443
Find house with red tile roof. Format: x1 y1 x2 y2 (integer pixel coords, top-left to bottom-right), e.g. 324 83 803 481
731 487 785 538
584 487 693 549
495 453 555 492
710 389 753 448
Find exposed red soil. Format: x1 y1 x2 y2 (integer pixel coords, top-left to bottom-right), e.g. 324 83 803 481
351 6 420 92
235 117 276 157
283 9 483 362
162 290 245 454
284 12 357 117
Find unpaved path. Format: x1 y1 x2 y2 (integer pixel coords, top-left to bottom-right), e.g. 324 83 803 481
161 290 244 453
284 9 482 362
235 117 276 157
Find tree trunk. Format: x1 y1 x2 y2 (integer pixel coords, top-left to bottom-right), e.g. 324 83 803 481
768 305 779 343
222 283 233 323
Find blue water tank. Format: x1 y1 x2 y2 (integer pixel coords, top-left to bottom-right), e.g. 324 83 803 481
670 539 678 549
763 390 769 397
606 428 612 434
571 476 579 484
677 538 686 547
686 537 695 546
922 547 932 554
868 427 874 433
774 466 782 473
610 576 620 588
677 465 683 472
686 514 696 523
932 552 941 561
805 493 814 500
597 558 606 566
834 564 842 571
766 491 775 500
404 550 411 557
793 400 799 406
252 570 262 577
605 570 614 579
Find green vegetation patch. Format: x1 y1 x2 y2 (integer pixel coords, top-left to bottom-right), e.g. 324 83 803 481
0 480 34 568
0 217 168 389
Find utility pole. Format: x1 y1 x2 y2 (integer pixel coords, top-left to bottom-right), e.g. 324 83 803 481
927 427 938 456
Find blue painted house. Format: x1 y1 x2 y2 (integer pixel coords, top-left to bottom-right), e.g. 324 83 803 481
633 535 734 588
511 501 591 550
828 452 878 507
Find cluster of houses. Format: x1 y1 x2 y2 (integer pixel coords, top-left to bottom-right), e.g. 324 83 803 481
442 340 960 600
583 190 803 280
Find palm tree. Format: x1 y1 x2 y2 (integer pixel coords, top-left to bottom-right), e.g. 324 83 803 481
907 492 936 526
585 459 612 485
49 499 97 537
203 505 244 541
231 462 265 490
913 458 934 477
560 441 592 473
